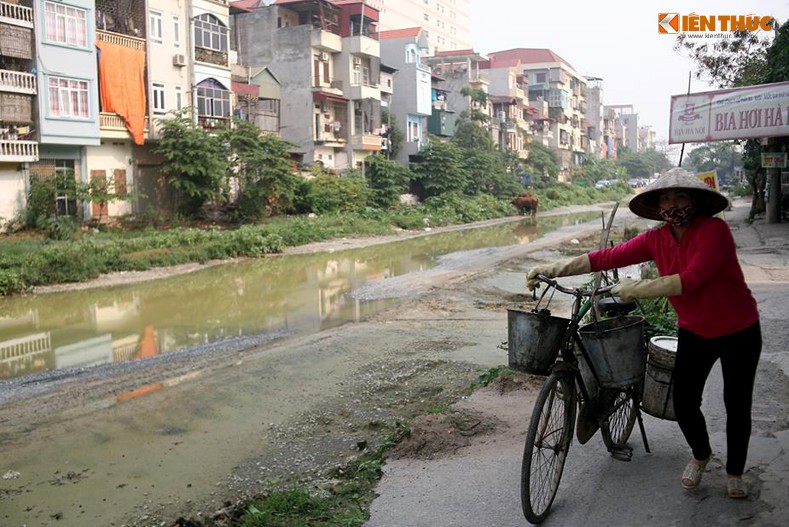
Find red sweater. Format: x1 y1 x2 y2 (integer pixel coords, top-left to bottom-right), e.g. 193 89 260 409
588 216 759 338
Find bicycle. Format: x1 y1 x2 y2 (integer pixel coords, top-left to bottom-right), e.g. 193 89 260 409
513 275 651 524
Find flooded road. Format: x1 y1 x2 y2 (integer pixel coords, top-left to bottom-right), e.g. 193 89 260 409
0 213 596 382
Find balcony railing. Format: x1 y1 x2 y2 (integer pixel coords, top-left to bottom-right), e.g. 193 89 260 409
0 139 38 161
97 29 146 50
351 133 382 151
0 69 35 94
0 1 33 27
195 47 228 67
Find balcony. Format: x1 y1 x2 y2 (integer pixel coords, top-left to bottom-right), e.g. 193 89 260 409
315 129 346 146
311 30 342 53
348 82 379 101
99 112 150 139
0 1 33 28
351 133 382 151
0 139 37 161
0 69 35 94
346 35 379 58
97 29 145 50
195 47 228 67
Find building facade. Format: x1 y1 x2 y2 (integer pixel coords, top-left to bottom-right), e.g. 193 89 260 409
375 0 471 56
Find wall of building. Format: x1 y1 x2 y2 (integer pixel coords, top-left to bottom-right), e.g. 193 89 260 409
85 141 134 218
35 0 100 146
0 163 25 225
377 0 471 55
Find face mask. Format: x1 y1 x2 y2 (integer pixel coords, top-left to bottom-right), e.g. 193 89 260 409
659 205 695 226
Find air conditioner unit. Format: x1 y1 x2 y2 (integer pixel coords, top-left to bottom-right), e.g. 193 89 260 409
353 56 362 65
320 52 329 61
173 54 186 67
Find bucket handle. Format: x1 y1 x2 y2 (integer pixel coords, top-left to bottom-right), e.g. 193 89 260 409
533 281 558 313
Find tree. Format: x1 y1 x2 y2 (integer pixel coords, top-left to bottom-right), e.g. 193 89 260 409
381 108 404 159
460 86 490 123
451 119 519 197
618 150 671 179
523 142 559 186
221 119 300 220
155 112 229 216
684 142 742 184
409 140 469 199
364 154 411 209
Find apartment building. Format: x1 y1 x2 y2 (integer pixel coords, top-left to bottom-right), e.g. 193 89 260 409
0 0 37 224
232 0 382 170
375 0 471 56
584 76 605 160
378 27 431 164
482 59 532 158
488 48 589 178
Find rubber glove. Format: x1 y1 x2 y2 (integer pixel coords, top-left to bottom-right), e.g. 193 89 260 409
611 275 682 302
526 254 591 291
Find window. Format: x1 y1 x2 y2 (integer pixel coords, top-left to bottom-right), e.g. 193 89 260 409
194 14 228 52
48 76 89 118
536 72 546 83
196 80 230 118
149 10 163 43
423 13 429 21
173 16 181 48
152 83 165 113
44 2 87 47
175 86 183 110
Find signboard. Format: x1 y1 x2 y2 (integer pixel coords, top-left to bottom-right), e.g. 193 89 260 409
669 81 789 144
695 170 719 191
761 152 787 168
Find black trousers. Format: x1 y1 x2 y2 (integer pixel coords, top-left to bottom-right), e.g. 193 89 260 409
672 322 762 476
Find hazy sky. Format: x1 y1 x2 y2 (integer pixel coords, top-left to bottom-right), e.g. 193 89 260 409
470 0 789 156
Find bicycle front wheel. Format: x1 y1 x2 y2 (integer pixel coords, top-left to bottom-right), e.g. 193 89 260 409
521 372 577 524
600 388 638 448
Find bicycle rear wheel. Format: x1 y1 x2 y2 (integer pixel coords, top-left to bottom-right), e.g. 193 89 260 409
600 388 638 449
521 372 577 524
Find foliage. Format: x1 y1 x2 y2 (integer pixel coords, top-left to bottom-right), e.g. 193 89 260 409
617 149 671 179
683 142 743 184
460 87 490 122
364 154 411 209
381 108 404 159
26 177 58 228
223 120 300 221
451 119 521 198
523 142 559 186
409 140 469 198
471 365 516 389
76 174 138 224
155 112 230 216
572 158 624 186
43 215 78 241
303 169 371 213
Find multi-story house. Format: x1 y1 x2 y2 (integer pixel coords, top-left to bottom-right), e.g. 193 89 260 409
488 48 589 179
426 72 455 140
376 0 471 56
0 0 37 225
378 27 431 164
31 0 101 219
584 76 605 160
232 0 382 171
482 59 532 158
605 104 639 154
638 125 655 152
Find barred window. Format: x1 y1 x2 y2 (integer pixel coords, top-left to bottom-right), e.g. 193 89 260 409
196 80 230 118
193 14 227 52
45 1 87 47
48 76 89 118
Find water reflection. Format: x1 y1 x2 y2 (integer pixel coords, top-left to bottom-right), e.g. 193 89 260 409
0 214 596 380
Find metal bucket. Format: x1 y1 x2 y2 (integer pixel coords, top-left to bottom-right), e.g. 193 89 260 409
578 316 646 388
642 336 678 421
507 309 570 375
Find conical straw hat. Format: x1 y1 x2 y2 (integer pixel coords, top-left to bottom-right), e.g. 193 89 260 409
628 168 729 221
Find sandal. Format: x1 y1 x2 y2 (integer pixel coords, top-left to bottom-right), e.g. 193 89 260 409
681 456 711 489
727 476 748 499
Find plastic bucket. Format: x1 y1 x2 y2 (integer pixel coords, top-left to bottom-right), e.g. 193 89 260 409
507 309 570 375
642 336 678 421
578 316 646 388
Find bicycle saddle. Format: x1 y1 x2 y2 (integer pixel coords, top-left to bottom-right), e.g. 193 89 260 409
597 296 637 316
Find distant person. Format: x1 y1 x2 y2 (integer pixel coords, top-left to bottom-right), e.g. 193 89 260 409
526 168 761 499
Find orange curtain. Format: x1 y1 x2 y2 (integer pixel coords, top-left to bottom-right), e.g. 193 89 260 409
96 40 146 145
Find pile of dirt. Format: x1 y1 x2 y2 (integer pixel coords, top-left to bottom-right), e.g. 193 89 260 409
389 409 500 460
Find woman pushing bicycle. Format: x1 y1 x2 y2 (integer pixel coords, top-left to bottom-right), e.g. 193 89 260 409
526 168 761 499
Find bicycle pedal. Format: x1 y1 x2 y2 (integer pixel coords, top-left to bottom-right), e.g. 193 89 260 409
609 446 633 462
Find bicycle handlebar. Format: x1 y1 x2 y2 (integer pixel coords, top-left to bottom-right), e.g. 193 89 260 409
534 274 616 297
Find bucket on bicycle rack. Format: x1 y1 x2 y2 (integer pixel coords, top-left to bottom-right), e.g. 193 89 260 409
507 309 570 375
642 336 678 421
578 316 646 388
